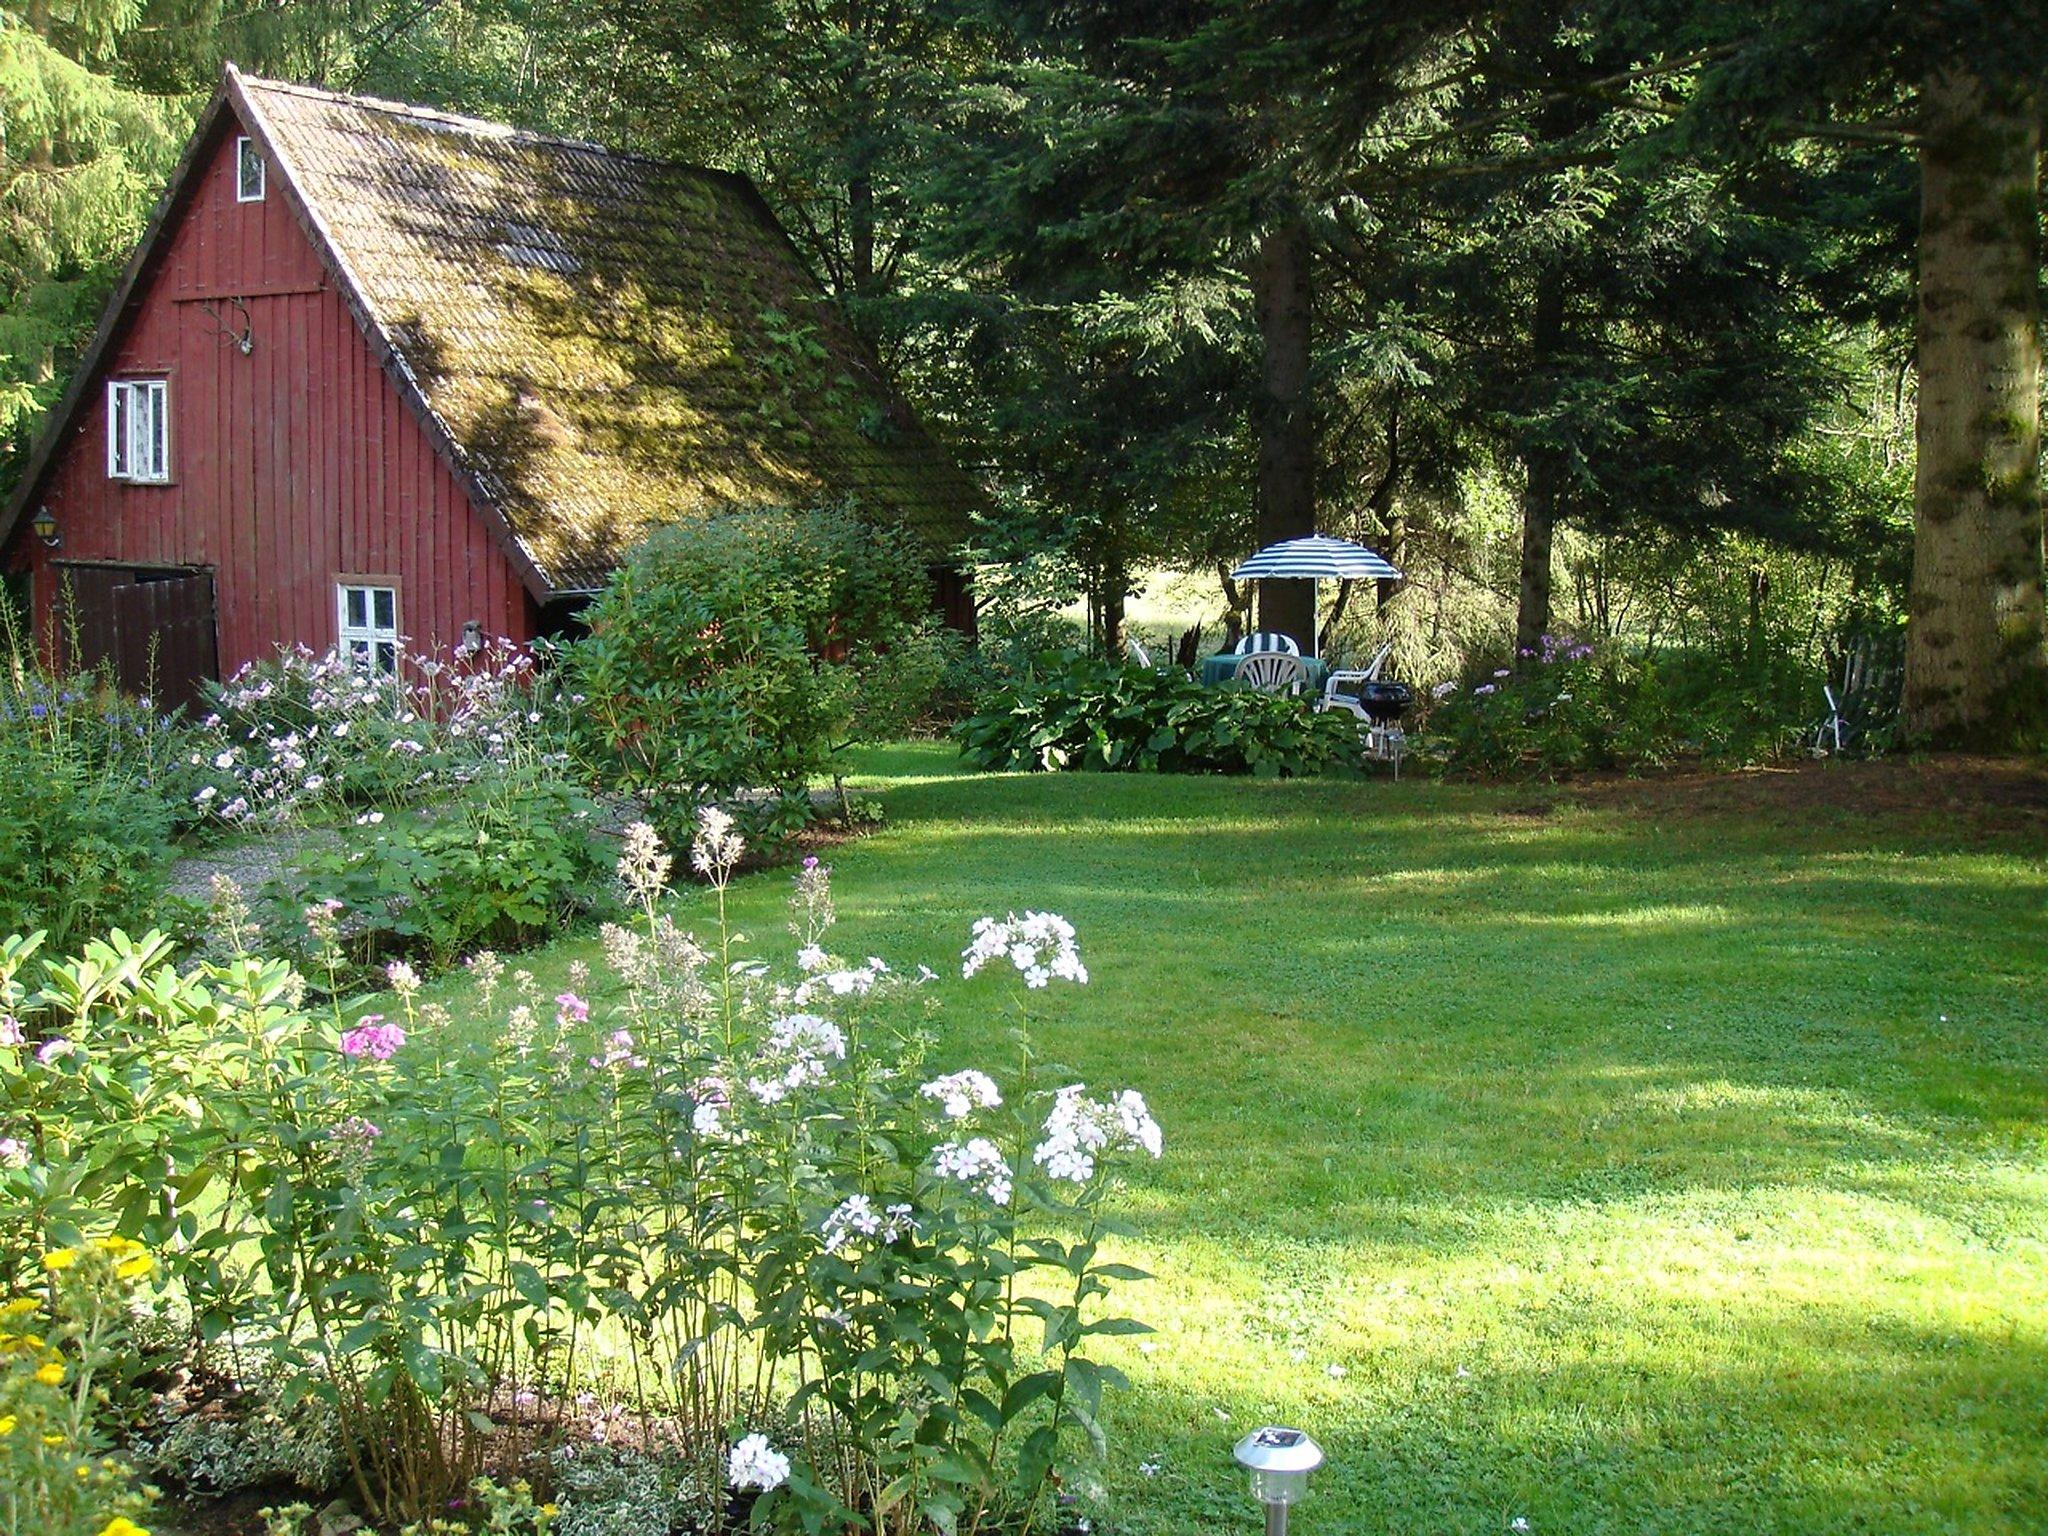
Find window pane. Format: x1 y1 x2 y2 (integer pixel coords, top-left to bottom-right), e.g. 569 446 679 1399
147 385 166 477
372 589 395 631
110 386 129 477
349 639 370 667
238 139 265 200
346 588 367 628
374 641 397 675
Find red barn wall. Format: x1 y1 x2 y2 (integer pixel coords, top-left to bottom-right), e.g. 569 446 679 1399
5 112 535 681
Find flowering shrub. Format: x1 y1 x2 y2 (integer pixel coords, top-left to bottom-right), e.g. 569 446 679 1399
0 647 177 953
1423 635 1817 777
0 817 1162 1534
180 639 570 827
954 651 1362 776
1 1235 162 1536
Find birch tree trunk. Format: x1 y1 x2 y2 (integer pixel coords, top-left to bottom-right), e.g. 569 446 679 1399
1904 67 2046 746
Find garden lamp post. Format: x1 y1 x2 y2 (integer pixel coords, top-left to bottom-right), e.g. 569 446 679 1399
1234 1425 1323 1536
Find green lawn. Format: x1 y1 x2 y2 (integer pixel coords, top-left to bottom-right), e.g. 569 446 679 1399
500 745 2048 1535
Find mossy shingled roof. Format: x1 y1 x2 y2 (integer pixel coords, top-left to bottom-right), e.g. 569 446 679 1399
239 75 980 595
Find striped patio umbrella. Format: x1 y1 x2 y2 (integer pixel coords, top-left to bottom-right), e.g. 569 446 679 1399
1229 535 1402 657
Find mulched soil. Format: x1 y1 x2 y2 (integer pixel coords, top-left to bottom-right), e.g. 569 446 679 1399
1496 753 2048 836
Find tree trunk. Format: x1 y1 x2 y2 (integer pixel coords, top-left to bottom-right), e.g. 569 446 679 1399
1515 284 1566 662
1903 66 2046 746
1251 217 1316 643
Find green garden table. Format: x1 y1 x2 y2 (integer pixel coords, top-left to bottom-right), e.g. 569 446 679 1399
1199 652 1331 690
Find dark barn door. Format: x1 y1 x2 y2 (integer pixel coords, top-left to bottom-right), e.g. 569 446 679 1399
53 563 220 713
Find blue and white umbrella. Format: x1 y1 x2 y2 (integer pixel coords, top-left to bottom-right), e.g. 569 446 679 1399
1229 535 1401 657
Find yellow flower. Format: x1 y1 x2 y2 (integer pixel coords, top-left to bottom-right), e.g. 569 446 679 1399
0 1414 16 1434
114 1253 154 1281
0 1297 37 1318
94 1235 144 1257
97 1520 151 1536
43 1432 64 1446
74 1463 89 1478
40 1248 78 1272
36 1360 65 1385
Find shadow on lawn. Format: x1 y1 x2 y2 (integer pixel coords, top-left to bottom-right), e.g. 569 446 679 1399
1116 1296 2048 1534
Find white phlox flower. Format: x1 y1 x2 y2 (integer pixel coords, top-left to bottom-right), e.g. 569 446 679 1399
962 912 1087 988
1033 1084 1163 1184
919 1069 1002 1120
727 1433 790 1491
932 1137 1013 1206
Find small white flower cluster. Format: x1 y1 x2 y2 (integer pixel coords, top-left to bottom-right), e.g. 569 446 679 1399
617 820 672 902
727 1433 790 1491
792 957 889 1005
747 1013 847 1104
691 1076 731 1139
820 1194 918 1253
933 1137 1013 1206
691 806 745 878
962 912 1087 988
1033 1085 1163 1184
919 1069 1002 1120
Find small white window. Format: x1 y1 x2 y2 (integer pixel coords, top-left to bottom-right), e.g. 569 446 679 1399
336 583 400 675
106 379 169 482
236 136 266 202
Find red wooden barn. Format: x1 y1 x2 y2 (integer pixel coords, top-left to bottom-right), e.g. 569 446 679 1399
0 67 981 708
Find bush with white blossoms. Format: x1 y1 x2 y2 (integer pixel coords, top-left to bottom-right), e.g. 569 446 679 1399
0 811 1162 1536
179 638 574 827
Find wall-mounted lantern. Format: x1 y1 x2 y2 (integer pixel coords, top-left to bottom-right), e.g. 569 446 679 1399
30 507 59 548
1234 1426 1323 1536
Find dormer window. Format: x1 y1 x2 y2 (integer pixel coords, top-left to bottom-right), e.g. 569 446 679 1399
106 379 169 483
236 136 266 202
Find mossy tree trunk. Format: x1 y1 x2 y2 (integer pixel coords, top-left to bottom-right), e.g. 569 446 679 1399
1251 215 1317 643
1904 66 2046 747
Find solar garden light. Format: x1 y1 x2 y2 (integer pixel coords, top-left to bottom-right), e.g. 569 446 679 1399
1234 1425 1323 1536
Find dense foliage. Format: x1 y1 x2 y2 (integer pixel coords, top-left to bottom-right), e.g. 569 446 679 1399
563 505 945 841
0 821 1160 1534
1424 635 1825 777
954 652 1363 776
0 647 178 954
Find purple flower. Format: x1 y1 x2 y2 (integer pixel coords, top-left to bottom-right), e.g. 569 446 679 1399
340 1016 406 1060
1492 668 1511 678
0 1016 22 1048
802 855 820 870
555 991 589 1025
1474 684 1497 696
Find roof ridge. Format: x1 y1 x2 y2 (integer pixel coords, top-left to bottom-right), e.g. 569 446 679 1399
231 69 715 175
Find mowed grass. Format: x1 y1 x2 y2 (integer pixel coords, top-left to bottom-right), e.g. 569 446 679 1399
505 745 2048 1535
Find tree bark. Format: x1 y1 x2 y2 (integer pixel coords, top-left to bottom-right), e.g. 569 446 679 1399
1903 66 2046 746
1514 284 1566 662
1251 216 1316 643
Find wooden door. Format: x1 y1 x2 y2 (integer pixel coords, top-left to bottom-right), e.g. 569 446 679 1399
52 563 220 714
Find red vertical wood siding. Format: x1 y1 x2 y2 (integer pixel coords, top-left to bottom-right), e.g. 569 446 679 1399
6 114 535 678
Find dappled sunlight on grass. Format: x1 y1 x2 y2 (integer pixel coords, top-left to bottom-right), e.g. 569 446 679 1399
441 744 2046 1533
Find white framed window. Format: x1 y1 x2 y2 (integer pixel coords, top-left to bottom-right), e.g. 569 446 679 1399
336 583 399 675
106 379 169 483
236 136 266 202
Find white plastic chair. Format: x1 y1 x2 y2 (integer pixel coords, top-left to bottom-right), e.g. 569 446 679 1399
1234 631 1301 657
1231 651 1308 694
1316 641 1405 776
1126 635 1155 669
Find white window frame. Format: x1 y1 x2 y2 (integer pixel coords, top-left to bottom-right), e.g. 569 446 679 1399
105 379 170 483
336 582 400 675
235 136 266 202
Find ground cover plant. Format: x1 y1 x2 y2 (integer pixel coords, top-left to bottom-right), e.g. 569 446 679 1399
428 744 2045 1536
953 652 1362 777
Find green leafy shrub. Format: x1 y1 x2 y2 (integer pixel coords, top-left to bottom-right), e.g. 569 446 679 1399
562 504 943 846
953 651 1362 776
271 758 611 974
0 822 1160 1534
0 650 177 954
1424 635 1818 778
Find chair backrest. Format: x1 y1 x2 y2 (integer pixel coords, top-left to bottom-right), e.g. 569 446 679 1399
1235 631 1301 656
1362 640 1394 680
1232 651 1308 693
1125 635 1154 669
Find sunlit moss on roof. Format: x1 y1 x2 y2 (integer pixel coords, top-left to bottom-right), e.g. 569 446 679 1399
242 78 979 594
